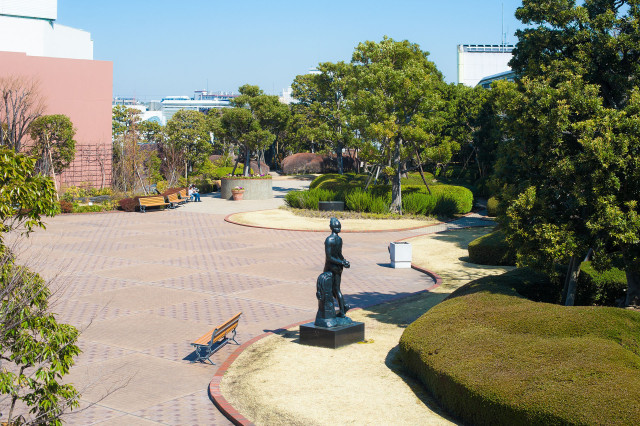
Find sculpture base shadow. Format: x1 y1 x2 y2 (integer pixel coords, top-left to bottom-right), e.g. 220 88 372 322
299 321 365 349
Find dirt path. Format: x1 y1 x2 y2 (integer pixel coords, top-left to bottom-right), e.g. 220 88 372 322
221 226 513 425
227 209 439 232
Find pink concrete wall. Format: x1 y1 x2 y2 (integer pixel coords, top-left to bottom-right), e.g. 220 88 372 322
0 51 113 188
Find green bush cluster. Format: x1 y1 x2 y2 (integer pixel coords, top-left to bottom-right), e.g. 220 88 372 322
307 174 474 216
402 185 473 216
61 185 112 202
577 260 627 306
467 229 516 266
284 188 337 210
345 189 389 213
399 269 640 426
486 196 499 217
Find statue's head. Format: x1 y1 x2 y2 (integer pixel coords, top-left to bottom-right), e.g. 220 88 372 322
330 217 341 233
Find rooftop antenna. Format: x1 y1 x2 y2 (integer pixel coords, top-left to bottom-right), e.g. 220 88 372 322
501 2 505 50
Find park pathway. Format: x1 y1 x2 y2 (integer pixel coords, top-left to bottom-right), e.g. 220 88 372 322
10 180 491 425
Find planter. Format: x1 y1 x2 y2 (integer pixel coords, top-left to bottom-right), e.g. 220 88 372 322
389 242 412 269
231 190 245 201
318 201 345 211
221 177 273 200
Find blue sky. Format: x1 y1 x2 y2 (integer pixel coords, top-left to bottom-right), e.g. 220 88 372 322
57 0 525 100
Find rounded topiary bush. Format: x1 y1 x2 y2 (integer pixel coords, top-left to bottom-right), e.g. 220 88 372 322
399 270 640 426
468 229 516 266
486 196 499 217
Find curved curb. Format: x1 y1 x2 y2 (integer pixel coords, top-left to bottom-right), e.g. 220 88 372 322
208 267 443 425
223 210 477 234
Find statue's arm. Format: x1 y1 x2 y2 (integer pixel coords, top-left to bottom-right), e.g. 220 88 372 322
325 239 347 266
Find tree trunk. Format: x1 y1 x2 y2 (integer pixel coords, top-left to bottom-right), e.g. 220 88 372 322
336 142 344 175
231 155 240 176
562 249 593 306
364 165 378 191
243 148 251 176
623 248 640 306
562 255 580 306
390 139 402 213
413 148 432 195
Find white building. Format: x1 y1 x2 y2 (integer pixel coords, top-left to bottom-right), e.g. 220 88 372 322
0 0 93 60
457 44 514 87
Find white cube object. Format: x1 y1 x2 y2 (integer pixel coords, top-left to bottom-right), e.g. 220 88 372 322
389 242 412 269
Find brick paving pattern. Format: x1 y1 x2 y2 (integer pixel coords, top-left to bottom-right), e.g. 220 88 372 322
5 183 492 425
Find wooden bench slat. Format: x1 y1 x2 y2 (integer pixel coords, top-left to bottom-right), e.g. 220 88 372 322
138 196 169 213
190 311 242 365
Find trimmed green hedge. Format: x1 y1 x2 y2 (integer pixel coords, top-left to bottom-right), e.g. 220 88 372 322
467 229 516 266
577 260 627 306
399 269 640 425
307 174 474 216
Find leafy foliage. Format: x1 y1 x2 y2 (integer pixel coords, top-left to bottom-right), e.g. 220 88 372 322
29 114 76 180
0 148 58 242
0 148 80 424
350 37 448 212
492 0 640 305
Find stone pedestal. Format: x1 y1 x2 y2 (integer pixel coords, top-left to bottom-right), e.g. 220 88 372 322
299 322 365 349
389 241 412 269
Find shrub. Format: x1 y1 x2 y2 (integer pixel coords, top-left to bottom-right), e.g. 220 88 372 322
308 174 472 216
577 260 627 306
399 269 640 426
428 185 473 214
118 197 139 212
61 186 89 202
284 191 304 209
282 152 324 174
467 229 516 266
344 189 389 213
156 180 169 193
345 188 370 212
73 204 105 213
400 172 436 186
59 200 73 213
486 196 499 217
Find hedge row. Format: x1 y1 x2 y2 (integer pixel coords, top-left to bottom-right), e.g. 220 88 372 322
284 188 337 210
399 268 640 425
467 229 516 266
577 260 627 306
304 174 474 216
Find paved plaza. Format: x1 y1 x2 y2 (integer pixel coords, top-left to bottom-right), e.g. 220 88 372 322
11 180 487 425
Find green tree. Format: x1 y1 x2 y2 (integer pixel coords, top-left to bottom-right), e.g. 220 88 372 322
29 114 76 193
0 148 81 424
217 106 274 176
165 110 212 182
350 37 448 212
291 62 355 174
138 120 165 145
232 85 289 174
495 0 640 306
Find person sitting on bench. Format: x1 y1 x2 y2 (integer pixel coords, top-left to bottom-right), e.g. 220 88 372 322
189 185 201 202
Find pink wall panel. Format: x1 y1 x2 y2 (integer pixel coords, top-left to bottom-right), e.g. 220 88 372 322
0 51 113 187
